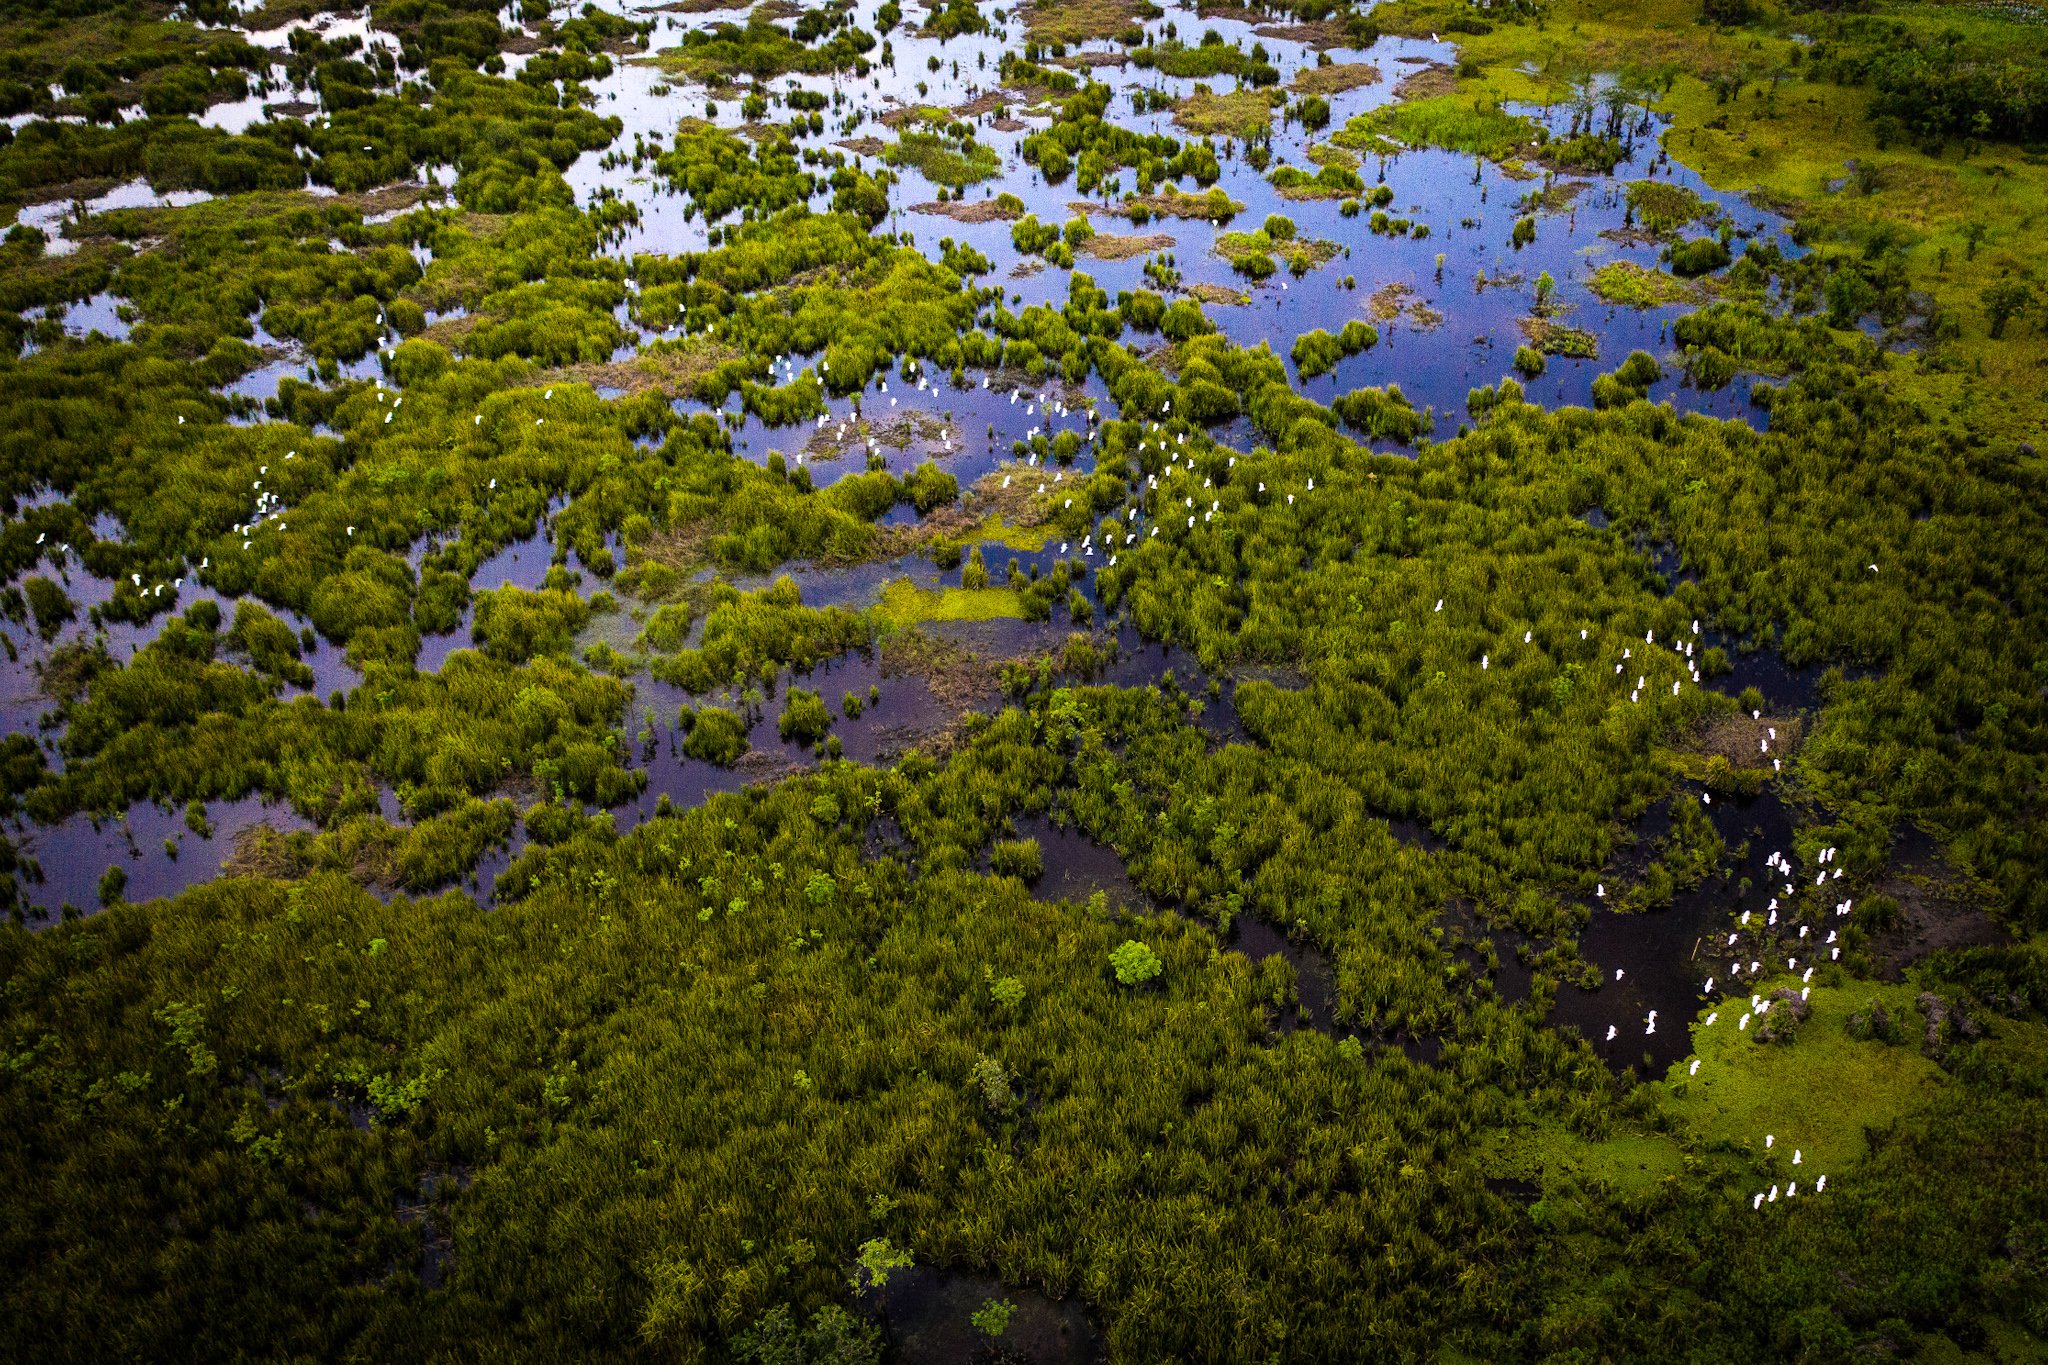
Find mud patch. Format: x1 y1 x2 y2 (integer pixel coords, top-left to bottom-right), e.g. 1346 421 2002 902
1863 827 2008 975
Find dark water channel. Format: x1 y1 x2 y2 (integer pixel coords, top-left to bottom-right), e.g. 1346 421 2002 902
1549 784 1803 1076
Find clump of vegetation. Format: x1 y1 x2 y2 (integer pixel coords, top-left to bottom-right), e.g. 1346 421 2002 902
1290 321 1378 379
1137 32 1279 83
885 129 1001 188
1591 350 1665 407
1215 225 1338 279
1267 159 1364 200
1331 383 1426 441
1626 181 1715 237
1589 261 1700 308
657 15 877 81
1109 938 1163 985
681 705 751 765
1334 95 1538 161
1667 236 1733 279
1519 316 1599 359
778 687 832 746
990 837 1044 879
1172 87 1277 140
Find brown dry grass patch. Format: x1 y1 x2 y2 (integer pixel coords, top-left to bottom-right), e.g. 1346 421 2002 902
547 340 739 398
1054 51 1130 69
224 824 315 882
1291 62 1380 97
1186 282 1250 306
952 89 1010 117
1366 281 1443 330
964 463 1057 527
1173 89 1273 139
1393 62 1459 100
420 313 480 348
1077 230 1174 261
1695 712 1803 765
909 197 1022 222
880 627 1002 714
1253 18 1352 48
804 410 958 463
1084 187 1244 221
1024 0 1146 42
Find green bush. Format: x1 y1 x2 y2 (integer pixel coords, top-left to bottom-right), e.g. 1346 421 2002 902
778 688 832 746
1110 939 1163 985
990 837 1044 880
683 706 751 765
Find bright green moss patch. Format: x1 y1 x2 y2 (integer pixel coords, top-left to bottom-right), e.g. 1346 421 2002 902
1484 1123 1690 1201
970 514 1055 552
873 577 1027 627
1589 260 1702 309
1660 977 1947 1176
1334 95 1538 161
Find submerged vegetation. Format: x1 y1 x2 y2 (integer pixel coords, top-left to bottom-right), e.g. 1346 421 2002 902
1 0 2046 1359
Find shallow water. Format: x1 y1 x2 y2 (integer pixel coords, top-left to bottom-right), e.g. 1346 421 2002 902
862 1264 1100 1365
1228 912 1341 1035
1011 812 1145 908
17 794 312 920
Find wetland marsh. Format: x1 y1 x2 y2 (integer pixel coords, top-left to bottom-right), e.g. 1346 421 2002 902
1 0 2045 1357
